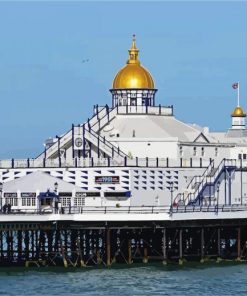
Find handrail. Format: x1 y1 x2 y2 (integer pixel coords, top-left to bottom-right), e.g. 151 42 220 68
187 159 237 205
2 204 247 216
175 158 238 206
35 128 72 160
0 205 171 215
90 106 115 129
36 105 111 160
187 160 214 190
85 128 129 158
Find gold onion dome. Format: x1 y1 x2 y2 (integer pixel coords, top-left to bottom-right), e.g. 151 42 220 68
231 106 246 117
112 35 155 89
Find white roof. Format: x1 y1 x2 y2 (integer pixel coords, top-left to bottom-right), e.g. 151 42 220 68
3 171 82 192
101 115 201 142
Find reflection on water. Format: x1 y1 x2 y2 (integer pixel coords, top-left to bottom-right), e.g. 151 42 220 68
0 263 246 296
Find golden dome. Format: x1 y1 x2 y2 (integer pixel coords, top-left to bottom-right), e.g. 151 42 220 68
112 35 155 89
231 106 246 117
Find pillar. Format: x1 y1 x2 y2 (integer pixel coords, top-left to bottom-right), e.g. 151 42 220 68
200 228 204 263
179 229 183 265
162 228 167 265
106 228 111 267
128 239 132 264
237 227 241 261
217 228 221 263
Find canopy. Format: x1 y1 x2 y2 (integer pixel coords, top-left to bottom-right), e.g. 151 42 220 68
38 190 59 199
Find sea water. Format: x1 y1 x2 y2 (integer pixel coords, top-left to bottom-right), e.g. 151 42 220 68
0 263 246 296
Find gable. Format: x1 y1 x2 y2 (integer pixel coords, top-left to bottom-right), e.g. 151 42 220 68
3 171 81 192
193 132 210 144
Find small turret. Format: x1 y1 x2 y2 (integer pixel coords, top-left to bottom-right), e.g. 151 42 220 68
231 106 246 129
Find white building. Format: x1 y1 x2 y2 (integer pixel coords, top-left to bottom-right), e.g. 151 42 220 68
1 35 247 211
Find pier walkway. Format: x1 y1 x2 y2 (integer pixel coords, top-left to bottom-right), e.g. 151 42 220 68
0 204 247 222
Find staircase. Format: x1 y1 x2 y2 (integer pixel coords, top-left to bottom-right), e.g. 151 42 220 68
174 159 237 206
36 105 128 161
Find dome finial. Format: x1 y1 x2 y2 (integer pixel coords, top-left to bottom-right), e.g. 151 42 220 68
128 34 139 64
131 34 137 50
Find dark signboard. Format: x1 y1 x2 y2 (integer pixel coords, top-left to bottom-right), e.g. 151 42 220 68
76 192 101 197
59 192 72 197
21 192 36 198
95 176 120 184
4 193 17 198
104 191 131 197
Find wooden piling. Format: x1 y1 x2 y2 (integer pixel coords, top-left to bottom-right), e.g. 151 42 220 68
237 227 241 261
106 228 111 267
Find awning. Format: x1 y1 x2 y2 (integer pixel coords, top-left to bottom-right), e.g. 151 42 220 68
38 190 59 199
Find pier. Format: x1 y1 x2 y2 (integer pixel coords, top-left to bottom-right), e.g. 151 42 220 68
0 206 247 267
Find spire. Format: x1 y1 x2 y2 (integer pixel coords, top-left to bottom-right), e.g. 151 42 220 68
127 34 140 64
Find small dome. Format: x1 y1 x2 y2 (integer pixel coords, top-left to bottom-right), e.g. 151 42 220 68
112 35 155 89
231 106 246 117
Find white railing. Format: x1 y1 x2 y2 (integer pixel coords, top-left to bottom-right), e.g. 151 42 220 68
0 157 213 169
116 105 173 116
2 204 247 216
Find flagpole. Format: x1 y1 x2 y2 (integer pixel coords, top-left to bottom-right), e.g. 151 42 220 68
238 81 240 107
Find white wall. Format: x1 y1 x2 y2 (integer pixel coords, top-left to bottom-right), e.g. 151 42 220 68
116 140 178 158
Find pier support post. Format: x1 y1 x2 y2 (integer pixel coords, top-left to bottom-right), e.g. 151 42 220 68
162 228 167 265
128 239 132 264
179 229 183 265
237 227 241 261
217 228 222 263
200 228 205 263
143 248 148 264
106 228 111 267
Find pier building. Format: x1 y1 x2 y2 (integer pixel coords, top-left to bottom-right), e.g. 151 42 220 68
0 36 247 267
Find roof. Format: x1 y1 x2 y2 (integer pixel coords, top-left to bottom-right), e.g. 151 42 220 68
3 171 82 192
101 115 201 142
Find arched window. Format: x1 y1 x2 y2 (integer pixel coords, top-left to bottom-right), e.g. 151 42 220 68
193 147 197 156
201 147 204 157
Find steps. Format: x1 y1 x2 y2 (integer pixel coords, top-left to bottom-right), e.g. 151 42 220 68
174 159 237 206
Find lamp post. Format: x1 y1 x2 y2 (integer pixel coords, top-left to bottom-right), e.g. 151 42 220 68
216 181 220 214
0 182 3 212
54 182 59 214
170 182 174 215
54 182 58 193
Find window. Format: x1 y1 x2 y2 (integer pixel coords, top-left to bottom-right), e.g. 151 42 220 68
215 147 218 157
21 198 33 206
74 197 85 207
5 198 17 206
238 154 242 160
179 146 183 157
27 198 31 206
244 154 247 160
193 147 197 156
61 197 71 207
201 147 204 157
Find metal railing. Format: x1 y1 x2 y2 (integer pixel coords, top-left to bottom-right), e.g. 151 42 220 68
174 159 238 206
1 204 247 216
116 105 173 116
0 157 212 169
172 204 247 213
0 206 170 215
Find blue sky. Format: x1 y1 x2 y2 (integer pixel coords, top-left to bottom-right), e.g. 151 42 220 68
1 1 247 158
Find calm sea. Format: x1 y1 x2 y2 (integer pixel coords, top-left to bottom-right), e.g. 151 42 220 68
0 263 246 296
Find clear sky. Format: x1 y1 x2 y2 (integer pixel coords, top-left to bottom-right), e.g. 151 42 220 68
1 1 247 158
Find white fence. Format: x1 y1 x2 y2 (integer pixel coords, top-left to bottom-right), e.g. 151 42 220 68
0 157 213 169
